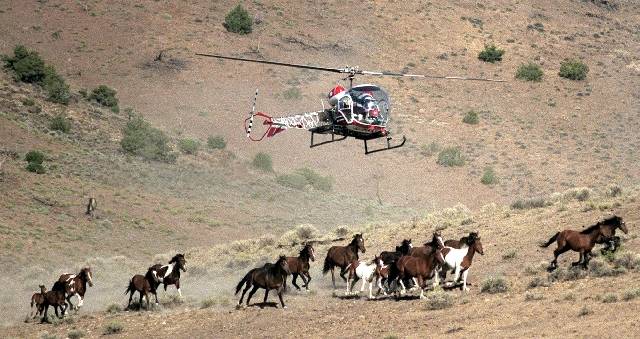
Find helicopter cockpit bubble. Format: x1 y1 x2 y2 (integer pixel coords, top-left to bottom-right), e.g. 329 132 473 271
348 85 390 126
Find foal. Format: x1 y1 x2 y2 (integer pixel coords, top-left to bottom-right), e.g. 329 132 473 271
236 256 290 308
323 234 366 288
30 285 47 319
345 255 387 299
287 244 315 291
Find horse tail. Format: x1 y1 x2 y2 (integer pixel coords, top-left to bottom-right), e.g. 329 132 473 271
540 232 560 248
322 255 333 275
124 278 133 295
235 272 251 295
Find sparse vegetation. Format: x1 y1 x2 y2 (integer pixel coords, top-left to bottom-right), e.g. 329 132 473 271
480 276 509 294
120 115 175 162
178 138 200 155
481 167 498 185
601 293 618 303
578 305 592 317
103 321 124 335
420 142 441 157
528 276 550 289
105 303 122 314
478 44 505 63
622 288 640 301
25 150 46 174
252 152 273 172
516 63 544 82
510 197 549 209
462 110 479 124
437 147 465 167
277 167 333 191
282 87 302 100
280 224 319 245
502 249 517 260
424 288 455 310
49 115 71 133
606 184 622 197
42 66 70 104
559 59 588 80
89 85 119 112
67 329 86 339
224 5 253 34
207 135 226 150
524 291 544 301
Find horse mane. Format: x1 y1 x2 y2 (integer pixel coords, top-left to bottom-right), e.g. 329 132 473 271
580 223 602 234
602 215 621 224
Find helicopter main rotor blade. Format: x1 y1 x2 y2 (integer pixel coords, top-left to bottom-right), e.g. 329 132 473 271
360 70 506 82
195 53 348 74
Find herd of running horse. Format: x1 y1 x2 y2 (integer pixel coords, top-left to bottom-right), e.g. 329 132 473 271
29 215 627 320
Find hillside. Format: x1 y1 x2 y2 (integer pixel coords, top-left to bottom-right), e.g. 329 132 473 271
0 0 639 337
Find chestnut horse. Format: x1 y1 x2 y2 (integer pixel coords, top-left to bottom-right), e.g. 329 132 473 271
30 285 47 319
540 216 628 271
236 255 290 308
409 232 444 257
444 232 479 248
55 267 93 310
125 274 156 309
395 248 445 299
41 281 68 322
287 244 316 291
323 234 366 288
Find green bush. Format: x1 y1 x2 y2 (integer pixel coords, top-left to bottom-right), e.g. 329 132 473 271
24 150 45 164
90 85 119 112
103 321 123 335
478 44 505 63
559 59 588 80
252 152 273 172
3 45 46 83
437 147 465 167
424 289 455 310
462 110 479 124
481 167 498 185
516 63 544 82
26 161 46 174
178 138 200 155
510 197 549 209
207 135 226 149
480 276 509 294
224 5 253 34
50 115 71 133
120 115 174 162
43 66 70 104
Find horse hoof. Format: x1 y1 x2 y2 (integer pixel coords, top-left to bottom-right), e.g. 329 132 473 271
283 306 287 309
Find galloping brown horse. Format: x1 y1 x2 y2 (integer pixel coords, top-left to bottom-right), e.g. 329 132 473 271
444 232 479 248
42 281 68 322
409 232 444 257
236 255 290 308
323 234 366 288
541 216 628 271
287 244 315 291
125 274 155 310
395 247 445 299
54 267 93 310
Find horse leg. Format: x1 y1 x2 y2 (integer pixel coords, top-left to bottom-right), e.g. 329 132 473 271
398 278 407 295
238 281 252 305
331 267 336 289
417 276 425 299
54 304 60 318
41 305 49 323
303 272 311 289
582 250 593 270
76 293 83 309
262 289 269 308
291 273 301 290
299 273 308 290
127 290 134 309
138 291 144 310
339 267 348 282
176 280 182 298
345 276 351 295
246 286 259 306
548 245 568 271
461 269 470 292
278 289 286 309
66 294 75 311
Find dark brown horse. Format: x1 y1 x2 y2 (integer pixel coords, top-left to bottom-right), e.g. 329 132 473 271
236 255 290 308
30 285 47 319
541 216 628 271
41 281 68 322
55 267 94 310
595 216 628 253
395 248 445 299
409 232 444 257
323 234 366 288
380 239 412 265
443 231 479 248
125 274 156 309
148 253 187 297
287 244 315 291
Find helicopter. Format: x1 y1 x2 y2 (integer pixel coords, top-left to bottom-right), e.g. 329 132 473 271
196 53 505 154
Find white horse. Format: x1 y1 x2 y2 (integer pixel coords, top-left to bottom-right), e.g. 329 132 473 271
441 235 484 292
345 256 387 299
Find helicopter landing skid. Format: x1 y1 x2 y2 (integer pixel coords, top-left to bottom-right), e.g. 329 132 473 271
310 131 348 148
364 135 407 155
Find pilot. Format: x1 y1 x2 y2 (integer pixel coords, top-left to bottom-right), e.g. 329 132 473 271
355 92 380 123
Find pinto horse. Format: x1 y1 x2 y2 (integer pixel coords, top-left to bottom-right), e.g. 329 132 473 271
236 255 290 308
441 233 484 291
323 234 366 288
345 255 387 299
54 267 93 310
148 253 187 297
395 248 445 299
541 216 628 271
125 274 156 309
444 232 479 248
287 244 315 291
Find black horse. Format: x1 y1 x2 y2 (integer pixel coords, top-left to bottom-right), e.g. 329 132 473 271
236 256 290 308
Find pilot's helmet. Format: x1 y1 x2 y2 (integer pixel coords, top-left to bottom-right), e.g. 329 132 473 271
328 85 347 106
362 95 380 118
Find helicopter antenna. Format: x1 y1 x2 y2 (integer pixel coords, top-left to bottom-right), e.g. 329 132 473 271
196 53 506 83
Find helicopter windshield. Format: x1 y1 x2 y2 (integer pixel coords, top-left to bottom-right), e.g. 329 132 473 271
347 85 391 125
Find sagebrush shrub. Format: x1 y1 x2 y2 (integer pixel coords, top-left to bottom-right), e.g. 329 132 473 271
252 152 273 172
90 85 119 112
50 115 71 133
120 116 174 162
478 44 505 63
516 63 543 82
559 59 588 80
437 147 465 167
207 135 226 149
3 45 46 83
224 5 252 34
178 138 200 155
